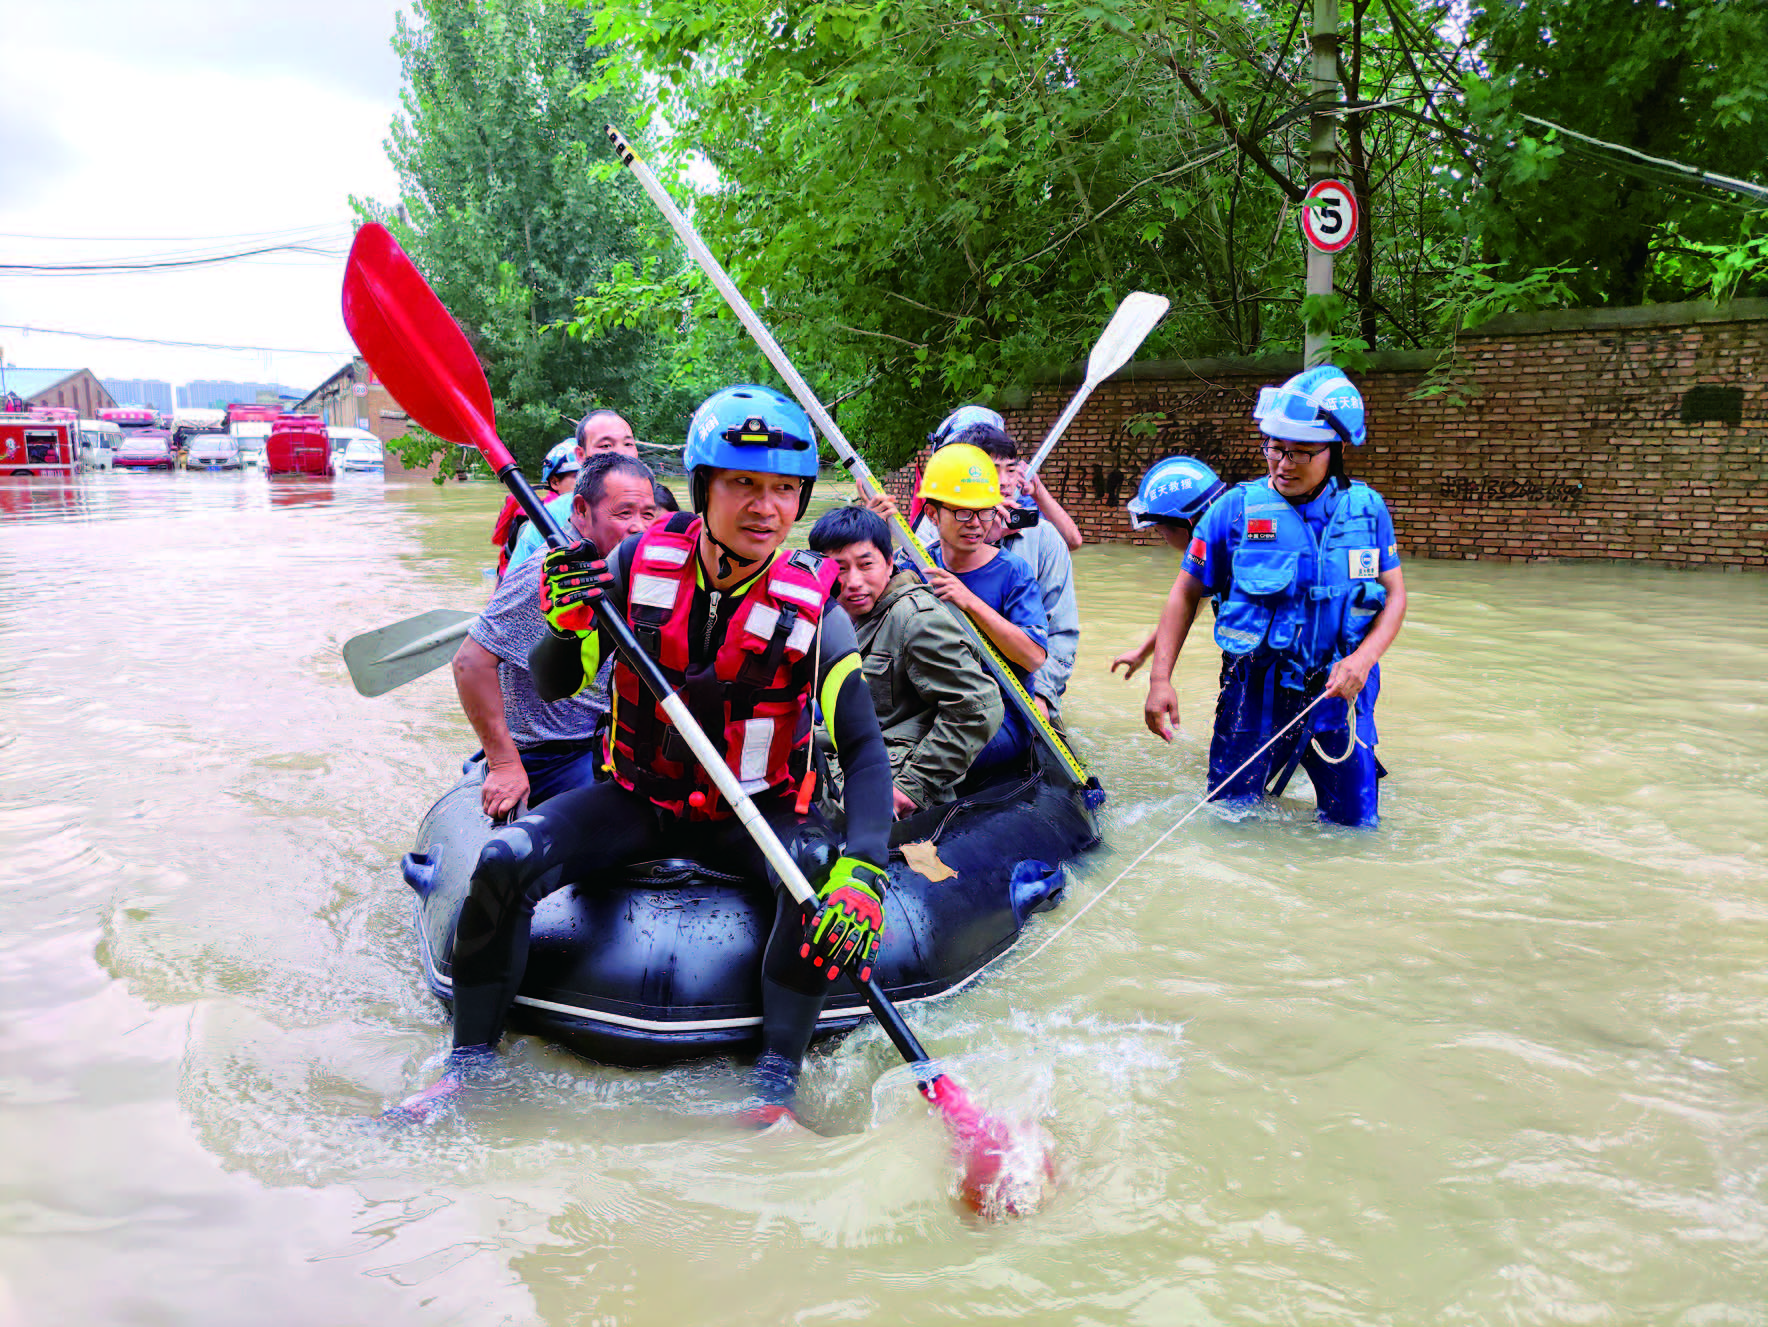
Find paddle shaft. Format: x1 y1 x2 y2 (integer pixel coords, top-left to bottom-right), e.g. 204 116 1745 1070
604 124 1092 794
1024 383 1097 478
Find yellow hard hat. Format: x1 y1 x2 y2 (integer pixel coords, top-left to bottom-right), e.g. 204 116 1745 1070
917 442 1001 510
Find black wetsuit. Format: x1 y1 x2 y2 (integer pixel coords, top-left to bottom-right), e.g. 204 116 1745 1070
447 532 893 1098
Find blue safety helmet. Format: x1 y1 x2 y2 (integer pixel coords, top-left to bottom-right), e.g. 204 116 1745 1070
928 403 1005 449
1126 455 1226 529
1253 365 1366 447
683 384 818 517
539 439 580 485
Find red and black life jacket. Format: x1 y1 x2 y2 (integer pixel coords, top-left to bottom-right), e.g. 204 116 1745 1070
606 512 839 820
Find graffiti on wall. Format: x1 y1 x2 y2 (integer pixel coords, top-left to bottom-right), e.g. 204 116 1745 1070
1590 331 1683 429
1036 384 1264 509
1439 477 1586 505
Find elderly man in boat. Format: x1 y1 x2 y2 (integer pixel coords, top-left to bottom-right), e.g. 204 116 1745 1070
807 504 1003 819
391 385 893 1127
452 451 659 818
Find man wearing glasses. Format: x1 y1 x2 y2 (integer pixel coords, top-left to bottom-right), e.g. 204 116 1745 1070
1140 365 1407 827
917 442 1050 775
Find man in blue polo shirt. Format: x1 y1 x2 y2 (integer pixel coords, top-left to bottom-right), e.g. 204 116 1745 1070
1140 366 1407 827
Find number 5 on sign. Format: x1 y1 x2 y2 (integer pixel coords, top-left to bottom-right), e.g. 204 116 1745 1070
1301 179 1358 253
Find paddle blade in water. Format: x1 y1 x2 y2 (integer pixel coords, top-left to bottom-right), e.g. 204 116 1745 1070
925 1075 1057 1220
341 223 510 469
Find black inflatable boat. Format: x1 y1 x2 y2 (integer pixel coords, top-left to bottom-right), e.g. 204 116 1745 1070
400 759 1102 1065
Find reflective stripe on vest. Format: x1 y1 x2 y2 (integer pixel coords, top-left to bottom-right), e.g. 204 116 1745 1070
1212 479 1388 672
607 512 839 819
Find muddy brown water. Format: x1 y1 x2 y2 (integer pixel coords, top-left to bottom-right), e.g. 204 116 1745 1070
2 473 1765 1325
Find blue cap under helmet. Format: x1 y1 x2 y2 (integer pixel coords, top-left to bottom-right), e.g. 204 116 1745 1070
1126 455 1226 528
683 384 818 517
928 404 1005 449
1253 365 1366 447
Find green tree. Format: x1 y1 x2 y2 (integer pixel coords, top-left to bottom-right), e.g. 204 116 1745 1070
1463 0 1768 307
580 0 1474 469
358 0 668 475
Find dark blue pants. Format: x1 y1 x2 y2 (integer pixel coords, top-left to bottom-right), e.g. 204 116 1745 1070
1208 655 1383 828
518 739 603 807
450 781 836 1097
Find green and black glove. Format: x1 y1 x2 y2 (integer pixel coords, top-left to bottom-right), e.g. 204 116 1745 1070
799 857 887 984
540 540 612 634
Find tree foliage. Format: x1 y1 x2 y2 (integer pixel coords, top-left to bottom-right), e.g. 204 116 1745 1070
359 0 671 475
1463 0 1768 308
581 0 1494 468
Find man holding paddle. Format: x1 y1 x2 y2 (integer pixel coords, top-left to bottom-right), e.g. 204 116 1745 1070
392 385 894 1127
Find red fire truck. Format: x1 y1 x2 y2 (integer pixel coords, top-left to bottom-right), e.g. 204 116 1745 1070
0 416 77 476
265 414 331 476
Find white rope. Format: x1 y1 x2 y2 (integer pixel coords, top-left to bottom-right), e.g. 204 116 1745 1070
1008 691 1334 972
1310 725 1360 765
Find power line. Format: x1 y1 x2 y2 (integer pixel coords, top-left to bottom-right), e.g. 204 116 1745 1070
0 242 348 274
0 223 352 243
0 323 355 357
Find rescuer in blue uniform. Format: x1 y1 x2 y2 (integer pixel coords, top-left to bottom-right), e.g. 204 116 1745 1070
1140 366 1408 827
1109 454 1228 680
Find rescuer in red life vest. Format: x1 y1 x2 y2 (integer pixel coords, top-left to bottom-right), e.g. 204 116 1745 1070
389 385 893 1128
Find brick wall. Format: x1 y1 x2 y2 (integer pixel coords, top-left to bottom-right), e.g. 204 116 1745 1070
887 300 1768 569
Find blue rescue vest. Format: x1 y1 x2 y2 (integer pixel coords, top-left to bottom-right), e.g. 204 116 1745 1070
1211 479 1389 676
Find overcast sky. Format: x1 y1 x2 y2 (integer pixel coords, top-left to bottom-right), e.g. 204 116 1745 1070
0 0 409 394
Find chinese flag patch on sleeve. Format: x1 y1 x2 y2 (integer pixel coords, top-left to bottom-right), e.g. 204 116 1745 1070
1187 536 1207 563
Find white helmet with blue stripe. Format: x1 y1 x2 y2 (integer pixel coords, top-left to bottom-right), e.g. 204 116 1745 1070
1253 365 1366 446
540 439 580 484
928 404 1005 449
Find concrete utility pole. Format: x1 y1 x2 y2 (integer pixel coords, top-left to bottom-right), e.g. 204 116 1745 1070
1304 0 1341 367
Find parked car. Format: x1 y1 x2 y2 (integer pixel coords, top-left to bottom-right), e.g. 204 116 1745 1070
187 435 242 470
326 426 380 457
337 437 385 473
114 431 174 470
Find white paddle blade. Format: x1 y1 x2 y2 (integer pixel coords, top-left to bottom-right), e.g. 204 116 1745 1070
1085 291 1169 385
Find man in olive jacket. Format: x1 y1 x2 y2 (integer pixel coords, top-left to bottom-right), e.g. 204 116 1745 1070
809 506 1004 818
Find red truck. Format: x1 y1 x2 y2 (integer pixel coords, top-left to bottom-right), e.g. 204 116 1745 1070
264 413 332 476
0 417 76 476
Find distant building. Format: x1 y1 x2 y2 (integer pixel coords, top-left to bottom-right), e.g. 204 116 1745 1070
295 358 441 479
99 378 175 414
1 367 116 415
180 380 304 410
97 378 306 413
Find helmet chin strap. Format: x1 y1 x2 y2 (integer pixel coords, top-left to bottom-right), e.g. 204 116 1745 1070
703 524 758 581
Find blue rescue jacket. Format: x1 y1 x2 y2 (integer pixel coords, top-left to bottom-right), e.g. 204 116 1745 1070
1211 479 1389 677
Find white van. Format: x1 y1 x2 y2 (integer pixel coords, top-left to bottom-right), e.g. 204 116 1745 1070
232 422 273 470
326 426 381 455
76 419 122 470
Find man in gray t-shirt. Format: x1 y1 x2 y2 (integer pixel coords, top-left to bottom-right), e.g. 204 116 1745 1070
452 453 658 816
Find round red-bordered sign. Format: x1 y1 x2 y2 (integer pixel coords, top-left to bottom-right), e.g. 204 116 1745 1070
1300 180 1358 253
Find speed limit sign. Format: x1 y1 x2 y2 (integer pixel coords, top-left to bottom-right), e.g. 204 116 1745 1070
1300 180 1358 253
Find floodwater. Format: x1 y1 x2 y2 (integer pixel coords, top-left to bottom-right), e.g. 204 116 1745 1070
2 471 1765 1326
